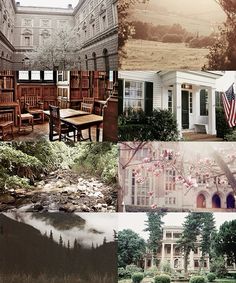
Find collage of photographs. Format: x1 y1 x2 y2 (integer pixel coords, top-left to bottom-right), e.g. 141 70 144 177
0 0 236 283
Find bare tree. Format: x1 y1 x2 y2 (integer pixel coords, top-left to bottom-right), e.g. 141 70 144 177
25 25 81 70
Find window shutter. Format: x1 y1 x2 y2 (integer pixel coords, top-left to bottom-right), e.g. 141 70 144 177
118 79 123 115
145 82 153 115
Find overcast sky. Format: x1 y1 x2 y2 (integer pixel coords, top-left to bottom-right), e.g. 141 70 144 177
18 0 79 8
118 213 236 240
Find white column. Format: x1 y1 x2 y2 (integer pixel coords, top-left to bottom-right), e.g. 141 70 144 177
161 243 165 263
174 83 182 137
208 87 216 135
170 244 174 268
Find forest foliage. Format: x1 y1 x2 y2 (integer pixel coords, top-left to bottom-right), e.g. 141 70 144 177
0 141 118 192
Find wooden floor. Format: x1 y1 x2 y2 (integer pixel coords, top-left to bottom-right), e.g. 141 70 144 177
183 132 223 141
1 122 103 142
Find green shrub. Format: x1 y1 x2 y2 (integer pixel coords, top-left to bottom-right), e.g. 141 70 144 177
118 109 178 141
207 273 216 282
154 274 171 283
132 272 144 283
118 267 130 279
189 275 206 283
160 261 172 274
144 266 159 277
162 34 183 43
126 264 143 275
72 143 118 184
216 107 232 138
210 257 228 278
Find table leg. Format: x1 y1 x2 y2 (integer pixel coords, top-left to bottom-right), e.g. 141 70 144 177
96 125 100 142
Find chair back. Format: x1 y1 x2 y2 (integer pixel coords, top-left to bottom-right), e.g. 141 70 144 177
49 105 61 130
83 97 94 104
58 98 69 109
81 102 93 114
24 94 40 108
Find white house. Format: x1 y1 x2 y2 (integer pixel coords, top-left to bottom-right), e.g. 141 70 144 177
144 226 210 271
118 71 236 137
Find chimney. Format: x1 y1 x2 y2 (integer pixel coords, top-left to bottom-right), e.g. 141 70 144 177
16 1 20 6
68 4 73 9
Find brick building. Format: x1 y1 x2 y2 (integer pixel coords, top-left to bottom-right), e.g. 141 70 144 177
0 0 118 70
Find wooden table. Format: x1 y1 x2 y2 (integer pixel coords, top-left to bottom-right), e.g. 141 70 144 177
43 108 89 119
62 114 103 142
43 108 89 141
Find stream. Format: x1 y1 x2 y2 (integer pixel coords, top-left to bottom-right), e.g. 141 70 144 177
0 169 117 213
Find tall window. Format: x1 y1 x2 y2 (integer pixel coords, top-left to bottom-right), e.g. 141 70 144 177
100 13 107 31
24 36 30 46
200 89 208 116
112 2 118 24
124 80 144 112
165 169 176 191
168 90 173 112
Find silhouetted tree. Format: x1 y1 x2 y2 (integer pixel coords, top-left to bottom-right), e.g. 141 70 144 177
59 235 63 246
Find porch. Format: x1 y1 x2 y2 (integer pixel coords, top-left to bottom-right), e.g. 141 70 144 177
182 131 223 141
160 71 223 138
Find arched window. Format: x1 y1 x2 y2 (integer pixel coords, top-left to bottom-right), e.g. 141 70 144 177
200 89 208 116
227 193 235 208
212 193 221 208
197 193 206 208
103 48 109 71
92 52 97 70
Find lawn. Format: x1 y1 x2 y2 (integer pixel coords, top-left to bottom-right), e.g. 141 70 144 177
121 39 209 70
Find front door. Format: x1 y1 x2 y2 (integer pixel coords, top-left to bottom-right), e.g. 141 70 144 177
182 90 189 129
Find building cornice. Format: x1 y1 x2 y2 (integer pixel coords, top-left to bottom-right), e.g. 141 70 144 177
82 25 118 48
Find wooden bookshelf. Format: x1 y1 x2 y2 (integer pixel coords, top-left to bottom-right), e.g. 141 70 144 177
0 71 18 124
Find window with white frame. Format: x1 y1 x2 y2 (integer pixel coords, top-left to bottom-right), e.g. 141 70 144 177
58 71 68 82
31 71 40 80
168 89 173 112
44 71 53 81
124 80 144 112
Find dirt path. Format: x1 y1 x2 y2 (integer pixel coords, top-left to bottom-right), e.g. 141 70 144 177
121 39 209 70
0 169 117 212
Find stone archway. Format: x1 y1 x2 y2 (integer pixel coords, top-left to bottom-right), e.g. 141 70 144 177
212 193 221 208
226 193 235 208
197 193 206 208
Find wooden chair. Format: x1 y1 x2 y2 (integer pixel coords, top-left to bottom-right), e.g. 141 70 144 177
79 102 94 141
0 111 14 141
17 100 34 133
24 94 44 123
82 97 94 113
49 105 76 142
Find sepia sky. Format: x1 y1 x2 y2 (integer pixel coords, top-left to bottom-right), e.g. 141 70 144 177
18 0 79 8
118 213 236 240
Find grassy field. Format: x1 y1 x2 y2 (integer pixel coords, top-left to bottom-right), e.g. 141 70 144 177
121 39 209 70
119 279 236 283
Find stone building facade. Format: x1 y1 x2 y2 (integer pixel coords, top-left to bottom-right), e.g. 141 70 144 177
0 0 118 70
144 226 210 271
119 142 236 212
